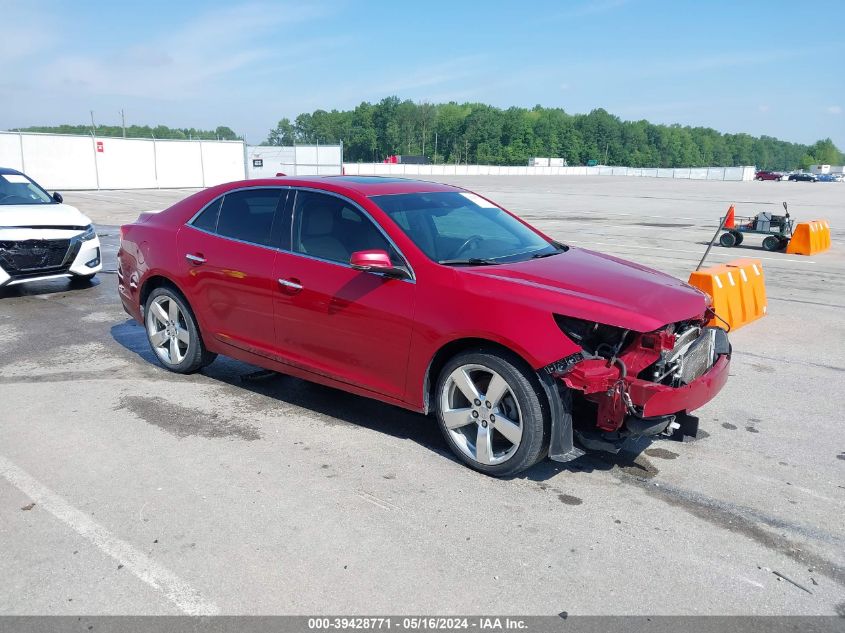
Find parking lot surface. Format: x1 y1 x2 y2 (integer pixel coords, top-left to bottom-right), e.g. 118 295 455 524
1 177 843 615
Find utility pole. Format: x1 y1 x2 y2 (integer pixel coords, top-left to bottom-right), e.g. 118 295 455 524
89 110 96 135
465 139 469 166
604 142 609 165
434 132 438 165
120 109 126 137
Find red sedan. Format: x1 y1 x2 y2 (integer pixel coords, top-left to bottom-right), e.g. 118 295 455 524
118 177 730 476
754 170 785 181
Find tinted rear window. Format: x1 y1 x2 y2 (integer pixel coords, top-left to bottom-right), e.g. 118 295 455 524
191 198 222 232
216 189 283 246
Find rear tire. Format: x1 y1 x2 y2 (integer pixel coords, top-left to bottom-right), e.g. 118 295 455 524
731 230 744 245
435 349 549 477
719 232 736 247
144 286 216 373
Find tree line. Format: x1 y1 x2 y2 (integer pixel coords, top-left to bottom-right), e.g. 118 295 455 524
16 124 240 141
265 97 843 170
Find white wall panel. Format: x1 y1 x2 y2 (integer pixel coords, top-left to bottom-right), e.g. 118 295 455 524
22 134 97 190
340 163 758 181
201 141 246 185
0 133 24 172
95 138 157 189
3 132 245 189
154 141 204 188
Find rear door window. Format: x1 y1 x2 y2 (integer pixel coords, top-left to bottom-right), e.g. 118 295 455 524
191 198 222 233
215 189 284 247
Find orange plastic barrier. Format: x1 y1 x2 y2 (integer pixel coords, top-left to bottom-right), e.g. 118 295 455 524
786 220 832 255
725 259 767 326
687 258 767 330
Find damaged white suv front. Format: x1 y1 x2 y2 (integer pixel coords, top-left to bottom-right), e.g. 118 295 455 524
0 168 101 288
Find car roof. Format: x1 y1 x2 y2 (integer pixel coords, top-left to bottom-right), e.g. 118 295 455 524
222 175 463 198
0 167 24 176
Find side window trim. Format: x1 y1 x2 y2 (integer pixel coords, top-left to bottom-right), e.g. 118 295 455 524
289 187 415 281
185 186 291 251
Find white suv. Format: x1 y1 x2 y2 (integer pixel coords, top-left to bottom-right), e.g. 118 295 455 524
0 168 101 288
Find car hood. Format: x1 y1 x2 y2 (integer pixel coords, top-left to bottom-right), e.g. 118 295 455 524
0 203 92 229
462 247 709 332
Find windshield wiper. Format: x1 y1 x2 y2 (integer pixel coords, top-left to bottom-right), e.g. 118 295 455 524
438 257 498 266
531 251 561 259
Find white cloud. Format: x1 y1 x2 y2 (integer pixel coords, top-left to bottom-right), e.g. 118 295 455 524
39 2 329 100
826 105 842 115
0 2 60 62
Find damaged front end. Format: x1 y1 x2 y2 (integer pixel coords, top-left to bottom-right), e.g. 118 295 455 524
545 315 731 458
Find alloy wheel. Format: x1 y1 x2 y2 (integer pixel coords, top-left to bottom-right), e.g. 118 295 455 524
146 295 190 365
440 364 523 465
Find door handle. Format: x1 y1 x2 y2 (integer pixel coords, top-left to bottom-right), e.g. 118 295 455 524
185 253 206 264
278 278 303 292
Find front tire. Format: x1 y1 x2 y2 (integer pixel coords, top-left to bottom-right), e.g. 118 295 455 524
435 350 548 477
144 286 216 373
762 235 782 252
719 232 736 247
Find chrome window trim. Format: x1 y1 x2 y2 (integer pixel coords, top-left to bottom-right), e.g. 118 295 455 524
185 185 292 232
289 187 416 283
183 224 286 255
183 186 290 251
182 185 416 283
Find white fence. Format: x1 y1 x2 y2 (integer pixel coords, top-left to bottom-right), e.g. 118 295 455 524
247 144 342 178
0 131 247 190
342 163 757 181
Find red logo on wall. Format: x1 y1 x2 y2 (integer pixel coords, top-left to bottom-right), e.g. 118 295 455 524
96 141 104 153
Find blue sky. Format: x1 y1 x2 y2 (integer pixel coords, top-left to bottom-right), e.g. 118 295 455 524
2 0 843 148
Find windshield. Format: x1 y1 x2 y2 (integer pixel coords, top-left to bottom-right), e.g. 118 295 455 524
371 191 560 265
0 173 54 205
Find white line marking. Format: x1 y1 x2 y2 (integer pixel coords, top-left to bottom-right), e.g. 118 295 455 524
0 455 219 615
566 240 816 264
70 191 198 205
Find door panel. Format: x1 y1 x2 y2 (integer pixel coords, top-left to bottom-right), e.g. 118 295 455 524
271 189 416 399
272 251 415 399
178 227 278 354
176 187 287 355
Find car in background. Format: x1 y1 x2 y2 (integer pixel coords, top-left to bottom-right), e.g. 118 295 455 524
118 176 730 476
816 173 839 182
788 172 818 182
755 170 785 181
0 168 101 288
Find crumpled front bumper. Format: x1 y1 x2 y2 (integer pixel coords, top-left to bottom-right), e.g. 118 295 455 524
626 353 730 417
0 234 101 287
556 327 731 434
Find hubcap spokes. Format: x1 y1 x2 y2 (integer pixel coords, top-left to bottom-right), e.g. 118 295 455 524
146 296 188 364
441 364 522 466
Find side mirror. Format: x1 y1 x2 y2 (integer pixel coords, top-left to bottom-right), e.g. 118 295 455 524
350 250 410 280
52 192 63 203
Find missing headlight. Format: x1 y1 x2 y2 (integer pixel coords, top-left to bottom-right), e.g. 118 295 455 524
554 315 630 359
